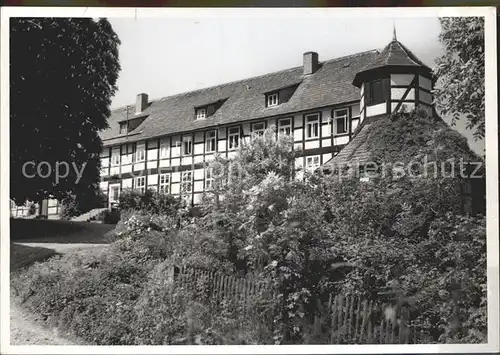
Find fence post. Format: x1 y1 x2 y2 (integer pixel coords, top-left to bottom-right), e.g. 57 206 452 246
354 295 361 343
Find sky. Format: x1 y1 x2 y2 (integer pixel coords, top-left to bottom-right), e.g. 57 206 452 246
108 16 484 154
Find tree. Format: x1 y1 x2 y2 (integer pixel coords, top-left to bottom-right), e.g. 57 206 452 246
10 18 121 205
434 17 485 140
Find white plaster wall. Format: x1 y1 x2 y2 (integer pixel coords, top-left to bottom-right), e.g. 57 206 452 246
218 127 226 139
218 140 227 152
334 136 350 146
159 159 170 168
304 140 319 150
122 165 132 174
366 102 386 117
323 153 332 163
322 138 331 147
194 155 204 164
391 74 414 86
148 174 158 185
392 88 415 100
352 118 360 132
110 167 120 175
134 162 145 171
172 172 181 183
182 156 193 166
122 178 132 189
194 169 204 180
101 158 109 168
147 148 158 161
293 127 303 141
171 158 180 167
194 143 203 155
171 183 180 195
194 181 204 192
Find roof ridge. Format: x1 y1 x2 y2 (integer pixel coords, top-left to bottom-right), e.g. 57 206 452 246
110 48 380 112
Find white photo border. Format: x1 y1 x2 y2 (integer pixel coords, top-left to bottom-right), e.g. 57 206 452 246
0 6 498 354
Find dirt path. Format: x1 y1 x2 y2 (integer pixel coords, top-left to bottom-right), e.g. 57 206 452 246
10 302 77 345
9 220 113 345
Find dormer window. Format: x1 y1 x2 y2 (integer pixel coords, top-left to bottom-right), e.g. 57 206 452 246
196 108 207 120
119 122 128 134
266 93 279 107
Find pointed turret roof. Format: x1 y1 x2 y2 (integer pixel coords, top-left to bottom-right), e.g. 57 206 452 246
353 39 432 87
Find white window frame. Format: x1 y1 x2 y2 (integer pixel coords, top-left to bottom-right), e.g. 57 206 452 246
205 130 217 153
278 118 292 136
160 139 170 159
119 122 128 134
205 167 215 191
196 108 207 120
267 93 279 107
228 127 240 150
111 152 120 166
135 145 146 162
159 173 170 193
135 176 146 193
306 114 320 139
252 122 266 137
305 155 321 173
182 135 193 156
181 171 193 194
334 109 349 135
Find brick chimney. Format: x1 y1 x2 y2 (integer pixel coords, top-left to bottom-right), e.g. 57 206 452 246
303 52 319 75
136 93 148 114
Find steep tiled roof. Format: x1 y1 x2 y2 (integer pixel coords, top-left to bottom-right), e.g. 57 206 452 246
101 49 379 147
352 40 432 87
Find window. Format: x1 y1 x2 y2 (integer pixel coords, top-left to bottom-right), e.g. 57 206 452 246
306 114 319 139
182 135 192 155
334 109 348 134
252 122 265 137
159 173 170 193
278 118 292 136
119 122 128 134
160 139 170 159
196 108 206 120
205 130 217 153
181 171 192 194
306 155 321 173
205 168 215 191
135 176 146 193
110 186 120 202
135 145 146 162
366 79 388 106
266 93 279 107
111 152 120 166
228 127 240 150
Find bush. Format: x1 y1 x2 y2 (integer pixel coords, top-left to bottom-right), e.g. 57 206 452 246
118 189 184 215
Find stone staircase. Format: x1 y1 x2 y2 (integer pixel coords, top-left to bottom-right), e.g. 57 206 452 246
70 208 108 222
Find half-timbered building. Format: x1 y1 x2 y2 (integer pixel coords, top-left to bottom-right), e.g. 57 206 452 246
14 34 434 218
97 34 434 208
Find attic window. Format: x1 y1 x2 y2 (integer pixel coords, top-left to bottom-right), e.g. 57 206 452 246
266 93 279 107
119 122 128 134
196 108 207 120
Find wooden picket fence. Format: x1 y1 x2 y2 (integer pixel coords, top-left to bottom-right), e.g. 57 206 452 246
169 265 427 344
